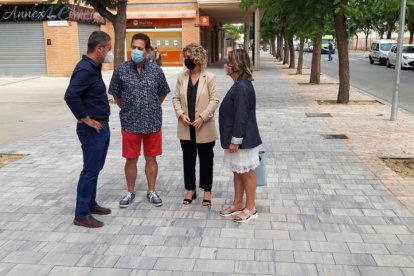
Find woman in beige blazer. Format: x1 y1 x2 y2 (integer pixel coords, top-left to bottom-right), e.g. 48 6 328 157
172 43 219 206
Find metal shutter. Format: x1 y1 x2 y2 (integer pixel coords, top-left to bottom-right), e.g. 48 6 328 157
0 22 47 76
78 23 100 58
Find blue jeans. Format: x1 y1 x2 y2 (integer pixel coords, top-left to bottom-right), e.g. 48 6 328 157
75 123 110 219
328 50 332 61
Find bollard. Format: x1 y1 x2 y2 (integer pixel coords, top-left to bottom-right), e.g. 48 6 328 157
253 150 267 186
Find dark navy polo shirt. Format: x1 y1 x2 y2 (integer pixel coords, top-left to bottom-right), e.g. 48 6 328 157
64 55 110 120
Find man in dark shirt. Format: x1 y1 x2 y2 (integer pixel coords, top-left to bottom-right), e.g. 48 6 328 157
109 33 170 208
64 31 113 228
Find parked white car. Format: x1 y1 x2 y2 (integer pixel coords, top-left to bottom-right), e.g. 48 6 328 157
387 44 414 68
369 39 397 65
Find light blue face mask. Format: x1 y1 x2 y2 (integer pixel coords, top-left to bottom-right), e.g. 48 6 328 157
131 49 145 63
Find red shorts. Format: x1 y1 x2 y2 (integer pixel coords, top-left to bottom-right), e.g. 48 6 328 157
122 129 162 158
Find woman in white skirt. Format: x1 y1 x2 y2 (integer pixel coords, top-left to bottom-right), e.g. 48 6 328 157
218 49 262 223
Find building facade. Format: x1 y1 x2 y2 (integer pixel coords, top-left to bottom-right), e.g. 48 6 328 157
0 0 256 76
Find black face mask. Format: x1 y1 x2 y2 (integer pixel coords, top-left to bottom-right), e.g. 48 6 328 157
184 58 196 70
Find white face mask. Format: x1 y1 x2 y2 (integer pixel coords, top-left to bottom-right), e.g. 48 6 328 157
104 51 114 63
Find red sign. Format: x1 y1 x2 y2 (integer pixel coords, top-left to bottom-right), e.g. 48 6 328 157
199 16 209 26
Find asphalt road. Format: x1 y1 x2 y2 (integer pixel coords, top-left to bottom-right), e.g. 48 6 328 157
302 51 414 114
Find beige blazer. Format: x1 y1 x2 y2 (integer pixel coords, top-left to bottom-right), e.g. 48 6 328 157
172 69 219 143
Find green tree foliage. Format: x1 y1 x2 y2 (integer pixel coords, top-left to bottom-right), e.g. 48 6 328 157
224 24 244 42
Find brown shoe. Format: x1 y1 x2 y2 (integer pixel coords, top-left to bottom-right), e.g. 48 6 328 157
91 204 111 215
73 215 104 228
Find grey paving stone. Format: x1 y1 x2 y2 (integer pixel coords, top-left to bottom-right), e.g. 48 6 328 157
317 264 361 276
276 263 318 276
76 254 120 268
2 251 46 264
236 238 273 250
372 254 414 267
255 250 294 262
358 266 404 276
216 248 254 260
193 259 235 273
178 247 216 259
141 246 181 258
87 268 132 276
234 260 275 274
347 243 389 254
333 253 377 266
0 263 15 276
386 244 414 255
114 256 157 269
401 268 414 276
310 241 350 253
293 251 335 264
361 234 401 244
290 231 326 241
273 240 310 251
46 266 91 276
154 257 195 271
325 232 363 243
38 252 83 266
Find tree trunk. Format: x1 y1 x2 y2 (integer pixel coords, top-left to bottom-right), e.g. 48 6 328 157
355 34 358 51
271 32 276 58
113 2 127 67
296 37 304 75
387 28 393 39
309 36 321 84
334 0 350 103
276 31 280 59
243 23 250 50
365 33 369 51
410 31 414 44
288 36 295 68
95 1 127 67
277 32 283 61
408 23 414 44
283 32 289 65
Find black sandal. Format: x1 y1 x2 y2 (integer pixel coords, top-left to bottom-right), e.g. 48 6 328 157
183 191 196 205
202 200 211 206
202 191 211 206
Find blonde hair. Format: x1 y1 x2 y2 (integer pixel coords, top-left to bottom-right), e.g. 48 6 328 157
228 49 254 81
182 43 208 69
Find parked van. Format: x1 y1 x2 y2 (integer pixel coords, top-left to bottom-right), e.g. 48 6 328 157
321 35 335 54
369 39 397 65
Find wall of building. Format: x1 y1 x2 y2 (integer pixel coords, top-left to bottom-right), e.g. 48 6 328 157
43 22 80 77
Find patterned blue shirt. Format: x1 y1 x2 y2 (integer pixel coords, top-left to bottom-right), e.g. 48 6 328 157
108 59 170 134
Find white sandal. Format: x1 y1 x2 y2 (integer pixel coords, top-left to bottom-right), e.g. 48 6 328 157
233 208 258 223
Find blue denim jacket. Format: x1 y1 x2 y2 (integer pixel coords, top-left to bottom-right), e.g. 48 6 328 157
219 77 262 149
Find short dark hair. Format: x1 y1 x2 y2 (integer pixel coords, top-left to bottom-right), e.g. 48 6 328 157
87 31 111 53
131 33 151 50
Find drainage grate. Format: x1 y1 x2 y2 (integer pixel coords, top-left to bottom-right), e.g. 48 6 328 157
322 134 349 139
306 113 332 117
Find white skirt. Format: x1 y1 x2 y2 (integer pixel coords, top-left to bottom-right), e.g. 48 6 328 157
223 145 261 174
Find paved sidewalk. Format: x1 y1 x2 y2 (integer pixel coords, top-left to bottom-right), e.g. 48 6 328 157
1 54 414 275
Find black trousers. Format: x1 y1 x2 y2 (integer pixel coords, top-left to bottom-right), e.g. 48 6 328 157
180 140 215 192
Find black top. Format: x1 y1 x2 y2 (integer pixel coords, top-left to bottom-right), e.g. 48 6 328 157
219 76 262 149
64 55 110 120
187 78 198 142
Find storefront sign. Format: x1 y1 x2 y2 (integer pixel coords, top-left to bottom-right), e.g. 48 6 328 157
127 19 181 28
69 5 105 25
0 4 69 22
200 16 209 27
47 20 69 27
0 4 104 25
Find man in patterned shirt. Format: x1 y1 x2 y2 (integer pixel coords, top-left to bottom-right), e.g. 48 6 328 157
109 33 170 208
